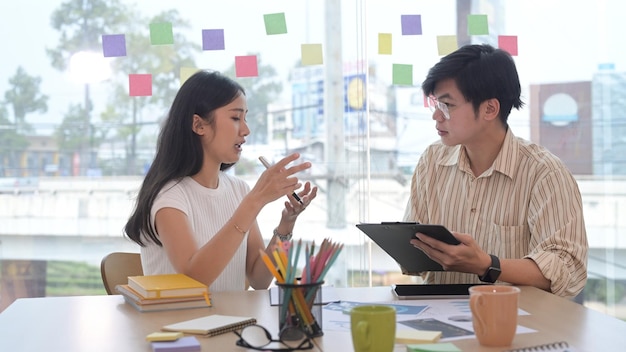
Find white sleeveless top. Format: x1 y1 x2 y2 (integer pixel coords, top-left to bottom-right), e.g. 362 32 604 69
141 172 250 292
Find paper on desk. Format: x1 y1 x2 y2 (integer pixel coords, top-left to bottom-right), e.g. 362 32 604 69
269 285 340 306
321 298 535 342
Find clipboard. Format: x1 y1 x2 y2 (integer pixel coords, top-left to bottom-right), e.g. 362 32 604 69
355 222 460 273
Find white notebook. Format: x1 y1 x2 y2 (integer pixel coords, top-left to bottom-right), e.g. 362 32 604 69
162 314 256 337
504 341 576 352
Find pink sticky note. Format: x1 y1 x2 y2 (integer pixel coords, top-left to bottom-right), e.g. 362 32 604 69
129 74 152 96
498 35 518 56
235 55 259 77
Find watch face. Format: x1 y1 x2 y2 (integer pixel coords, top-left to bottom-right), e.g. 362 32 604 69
486 268 502 283
480 267 501 283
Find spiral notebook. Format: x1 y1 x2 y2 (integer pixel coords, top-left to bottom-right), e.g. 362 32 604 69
504 341 576 352
162 314 256 337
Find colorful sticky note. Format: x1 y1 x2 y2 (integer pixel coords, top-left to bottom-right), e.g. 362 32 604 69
498 35 518 56
378 33 392 55
180 67 200 86
129 74 152 96
235 55 259 77
150 22 174 45
151 336 200 352
264 13 287 35
102 34 126 57
202 29 225 50
401 14 422 35
437 35 458 56
406 342 461 352
392 64 413 86
301 43 323 66
468 14 488 35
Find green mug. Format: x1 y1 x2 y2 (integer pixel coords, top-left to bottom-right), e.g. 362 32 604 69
350 305 396 352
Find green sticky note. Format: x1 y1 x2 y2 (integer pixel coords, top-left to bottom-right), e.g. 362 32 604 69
468 14 488 35
437 35 458 56
301 43 323 66
392 64 413 85
406 342 461 352
264 13 287 35
150 22 174 45
378 33 392 55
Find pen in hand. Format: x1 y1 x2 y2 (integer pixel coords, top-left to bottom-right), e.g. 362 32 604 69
259 156 304 205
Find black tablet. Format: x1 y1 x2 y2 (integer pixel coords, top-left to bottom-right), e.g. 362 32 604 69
392 284 479 299
355 222 460 273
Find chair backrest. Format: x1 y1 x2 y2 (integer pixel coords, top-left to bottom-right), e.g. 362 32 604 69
100 252 143 295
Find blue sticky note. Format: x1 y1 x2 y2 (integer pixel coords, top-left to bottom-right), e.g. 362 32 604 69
151 336 200 352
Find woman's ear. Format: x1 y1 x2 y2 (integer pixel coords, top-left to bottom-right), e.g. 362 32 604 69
191 114 205 135
483 98 500 122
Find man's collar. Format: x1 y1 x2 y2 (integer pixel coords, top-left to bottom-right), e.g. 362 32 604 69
436 128 518 179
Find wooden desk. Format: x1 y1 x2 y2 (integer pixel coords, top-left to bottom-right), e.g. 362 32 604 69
0 286 623 351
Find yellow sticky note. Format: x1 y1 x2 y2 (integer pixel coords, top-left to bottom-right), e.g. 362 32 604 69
146 331 184 342
436 35 458 56
396 330 442 344
180 67 200 86
301 43 323 66
379 33 392 55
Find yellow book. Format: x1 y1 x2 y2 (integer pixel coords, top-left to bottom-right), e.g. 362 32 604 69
128 274 209 299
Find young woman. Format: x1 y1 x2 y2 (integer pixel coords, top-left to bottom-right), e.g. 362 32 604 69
124 70 317 292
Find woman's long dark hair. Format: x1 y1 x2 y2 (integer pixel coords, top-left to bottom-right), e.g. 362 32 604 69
124 71 245 246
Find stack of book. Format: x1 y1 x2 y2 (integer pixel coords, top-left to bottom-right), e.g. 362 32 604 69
115 273 211 312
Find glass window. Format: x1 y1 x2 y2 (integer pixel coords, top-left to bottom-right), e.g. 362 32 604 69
1 0 625 320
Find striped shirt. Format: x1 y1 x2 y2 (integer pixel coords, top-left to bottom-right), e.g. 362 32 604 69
141 173 250 292
403 128 588 297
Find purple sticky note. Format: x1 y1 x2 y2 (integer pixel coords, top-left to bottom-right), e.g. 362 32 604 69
401 15 422 35
151 336 200 352
202 29 225 50
102 34 126 57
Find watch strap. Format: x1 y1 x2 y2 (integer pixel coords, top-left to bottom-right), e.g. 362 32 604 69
479 254 501 283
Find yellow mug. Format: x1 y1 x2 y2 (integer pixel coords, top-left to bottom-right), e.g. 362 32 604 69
350 305 396 352
469 285 520 347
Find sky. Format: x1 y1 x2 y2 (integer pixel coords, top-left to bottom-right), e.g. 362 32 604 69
1 0 625 139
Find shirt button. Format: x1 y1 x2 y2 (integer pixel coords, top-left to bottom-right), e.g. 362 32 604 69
470 208 476 212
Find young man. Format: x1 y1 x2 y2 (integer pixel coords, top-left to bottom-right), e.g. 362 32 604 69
403 44 588 298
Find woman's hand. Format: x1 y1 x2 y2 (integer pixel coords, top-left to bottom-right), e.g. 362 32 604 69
250 153 311 206
281 181 318 222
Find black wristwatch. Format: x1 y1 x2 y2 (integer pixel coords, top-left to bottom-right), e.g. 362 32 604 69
478 254 501 283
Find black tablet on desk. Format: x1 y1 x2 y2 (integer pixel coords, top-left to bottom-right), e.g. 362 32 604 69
355 222 460 273
392 283 480 299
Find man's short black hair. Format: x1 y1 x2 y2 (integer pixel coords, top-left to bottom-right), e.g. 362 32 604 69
422 44 524 124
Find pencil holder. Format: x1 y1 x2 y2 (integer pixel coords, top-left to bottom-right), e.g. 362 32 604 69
276 279 324 340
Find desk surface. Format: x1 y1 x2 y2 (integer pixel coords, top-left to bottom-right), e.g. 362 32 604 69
0 286 623 352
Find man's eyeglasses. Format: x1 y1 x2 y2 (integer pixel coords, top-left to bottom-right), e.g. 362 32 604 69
234 324 314 351
427 95 451 120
